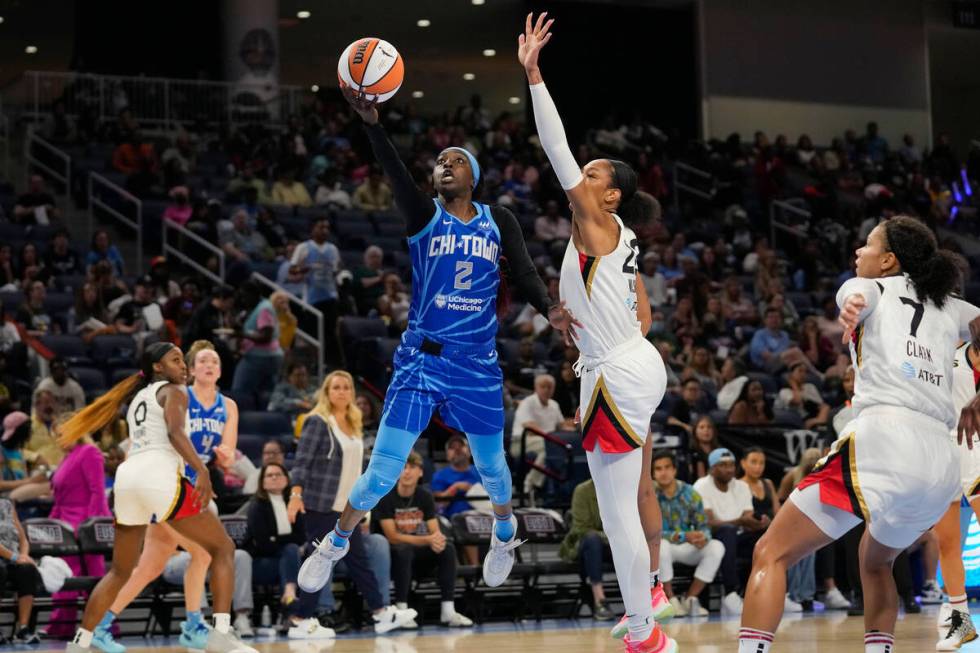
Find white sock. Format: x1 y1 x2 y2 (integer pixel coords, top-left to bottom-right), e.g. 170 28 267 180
213 613 231 635
441 601 455 620
395 602 408 611
627 614 653 642
73 629 94 649
650 569 660 588
951 593 969 613
864 630 894 653
738 628 773 653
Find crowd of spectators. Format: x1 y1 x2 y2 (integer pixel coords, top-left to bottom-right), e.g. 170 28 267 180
1 81 977 639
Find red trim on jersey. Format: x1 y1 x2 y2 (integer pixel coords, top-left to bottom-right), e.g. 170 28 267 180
165 477 204 522
581 386 641 453
796 438 864 519
578 253 598 299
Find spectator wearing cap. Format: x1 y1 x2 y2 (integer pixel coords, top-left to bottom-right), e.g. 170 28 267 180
352 167 393 211
1 412 38 484
35 358 85 415
0 496 44 644
13 175 60 226
374 452 473 627
86 229 125 278
163 186 193 226
352 246 386 316
511 374 573 501
693 448 770 615
431 435 482 518
43 229 82 277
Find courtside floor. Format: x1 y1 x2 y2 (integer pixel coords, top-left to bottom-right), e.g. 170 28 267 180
7 607 979 653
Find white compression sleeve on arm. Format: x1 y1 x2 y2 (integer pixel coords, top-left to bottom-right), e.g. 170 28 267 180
529 82 583 190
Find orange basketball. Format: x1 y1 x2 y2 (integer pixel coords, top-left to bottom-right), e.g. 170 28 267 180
337 37 404 103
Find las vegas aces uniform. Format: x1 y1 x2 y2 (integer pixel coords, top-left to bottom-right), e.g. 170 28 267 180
559 214 667 453
114 381 201 526
951 342 980 500
796 274 980 548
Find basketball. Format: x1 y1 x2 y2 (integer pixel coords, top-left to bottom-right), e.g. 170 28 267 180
337 37 404 103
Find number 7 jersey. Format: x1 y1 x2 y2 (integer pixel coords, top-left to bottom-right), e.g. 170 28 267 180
559 214 641 358
841 274 980 430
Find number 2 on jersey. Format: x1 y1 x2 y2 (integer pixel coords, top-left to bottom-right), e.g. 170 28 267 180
622 238 640 275
454 261 473 290
900 296 924 337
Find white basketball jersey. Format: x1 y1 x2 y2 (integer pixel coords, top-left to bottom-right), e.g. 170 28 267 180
844 275 977 429
559 215 641 358
951 342 980 415
126 380 182 464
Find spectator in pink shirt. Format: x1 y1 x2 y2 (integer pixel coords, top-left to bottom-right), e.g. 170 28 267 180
231 281 283 398
162 186 193 226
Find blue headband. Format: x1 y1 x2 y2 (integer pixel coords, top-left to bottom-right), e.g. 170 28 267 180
445 147 480 189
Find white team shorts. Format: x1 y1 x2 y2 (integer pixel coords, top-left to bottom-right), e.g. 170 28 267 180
114 452 200 526
792 405 960 549
576 335 667 454
952 430 980 501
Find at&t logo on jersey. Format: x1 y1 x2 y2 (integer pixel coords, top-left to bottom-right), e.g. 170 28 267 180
433 293 483 312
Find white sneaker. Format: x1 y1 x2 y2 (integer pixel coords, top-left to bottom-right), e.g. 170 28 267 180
784 595 804 613
937 608 978 651
721 591 743 616
938 602 954 632
684 596 708 617
823 587 852 610
373 606 418 635
441 612 474 627
482 515 524 587
922 582 946 605
287 618 337 640
297 537 350 593
205 628 259 653
233 614 254 638
668 596 688 618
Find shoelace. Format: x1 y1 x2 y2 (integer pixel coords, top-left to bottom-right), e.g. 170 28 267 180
492 537 526 552
944 611 968 640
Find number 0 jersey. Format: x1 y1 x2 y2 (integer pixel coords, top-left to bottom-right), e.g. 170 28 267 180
406 200 502 347
841 275 979 429
559 215 641 358
185 387 227 483
126 381 183 466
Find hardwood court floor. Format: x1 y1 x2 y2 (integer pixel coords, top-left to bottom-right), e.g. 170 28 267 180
15 609 980 653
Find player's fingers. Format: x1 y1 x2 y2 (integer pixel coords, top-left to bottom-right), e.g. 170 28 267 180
541 32 553 46
526 13 533 35
518 33 525 47
542 18 555 35
572 316 584 328
535 12 548 33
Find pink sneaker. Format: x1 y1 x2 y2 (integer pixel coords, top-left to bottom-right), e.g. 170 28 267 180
623 624 678 653
610 585 677 638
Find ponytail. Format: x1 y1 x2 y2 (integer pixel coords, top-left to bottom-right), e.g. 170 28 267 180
883 215 961 308
56 341 178 447
57 374 143 447
608 159 661 227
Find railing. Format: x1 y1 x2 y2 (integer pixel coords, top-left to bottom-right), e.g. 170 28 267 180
18 71 304 130
769 199 811 248
515 426 576 508
161 219 225 287
250 272 324 382
672 161 715 215
88 172 143 272
25 129 71 199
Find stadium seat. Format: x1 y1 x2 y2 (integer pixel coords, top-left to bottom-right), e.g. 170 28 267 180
22 518 97 592
238 411 292 437
40 335 91 366
0 291 25 314
43 292 75 317
219 515 249 548
70 366 107 396
77 517 115 571
110 367 140 385
90 334 138 367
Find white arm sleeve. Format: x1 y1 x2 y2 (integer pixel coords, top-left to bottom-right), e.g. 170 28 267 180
529 82 583 190
836 277 882 320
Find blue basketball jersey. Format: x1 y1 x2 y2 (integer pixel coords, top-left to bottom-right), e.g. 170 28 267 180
185 387 227 483
406 200 502 347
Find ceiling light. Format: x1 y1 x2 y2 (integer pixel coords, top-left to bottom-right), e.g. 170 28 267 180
25 45 37 54
508 96 521 104
417 18 431 27
311 84 319 92
483 49 496 57
472 0 486 4
463 73 475 81
297 10 311 18
412 91 424 99
0 17 5 24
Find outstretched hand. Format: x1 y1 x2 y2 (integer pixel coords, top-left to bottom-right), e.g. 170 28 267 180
518 12 554 74
959 393 980 450
341 83 380 125
548 301 583 347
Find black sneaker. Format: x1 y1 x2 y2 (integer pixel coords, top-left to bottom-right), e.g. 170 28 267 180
800 600 814 613
593 600 615 621
847 596 864 617
903 596 922 614
316 612 350 634
14 626 41 644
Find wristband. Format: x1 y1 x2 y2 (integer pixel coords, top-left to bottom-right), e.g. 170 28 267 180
10 552 18 563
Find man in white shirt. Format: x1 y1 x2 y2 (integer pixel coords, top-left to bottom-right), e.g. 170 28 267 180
35 358 85 415
693 448 769 615
510 374 573 501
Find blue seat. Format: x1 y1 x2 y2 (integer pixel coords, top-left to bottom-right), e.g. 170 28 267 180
70 366 107 396
40 335 91 366
238 411 292 437
0 292 24 314
90 335 137 367
43 293 75 318
237 434 267 463
110 367 139 385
